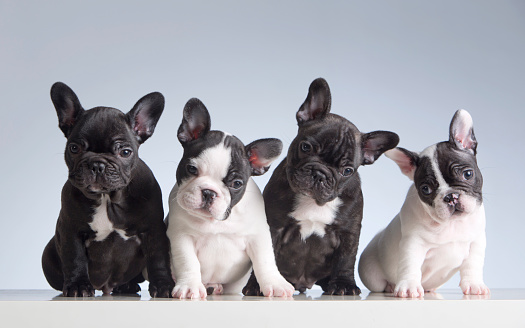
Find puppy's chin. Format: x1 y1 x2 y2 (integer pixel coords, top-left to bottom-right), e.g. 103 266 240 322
70 179 127 197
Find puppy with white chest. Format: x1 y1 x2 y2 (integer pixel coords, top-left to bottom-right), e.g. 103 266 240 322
358 109 489 298
242 78 400 296
42 82 174 297
166 98 294 299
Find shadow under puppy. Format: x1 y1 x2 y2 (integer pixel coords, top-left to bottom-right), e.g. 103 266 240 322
42 82 174 297
243 78 399 295
166 98 294 299
358 110 489 298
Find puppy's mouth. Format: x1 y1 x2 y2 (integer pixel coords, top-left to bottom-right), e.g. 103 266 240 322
69 160 130 195
289 166 337 205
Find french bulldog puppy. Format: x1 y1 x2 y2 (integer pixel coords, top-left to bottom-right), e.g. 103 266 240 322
42 82 174 297
166 98 294 299
242 78 399 296
358 109 489 298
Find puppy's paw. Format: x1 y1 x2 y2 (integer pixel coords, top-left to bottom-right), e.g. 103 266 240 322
259 276 295 297
149 277 175 298
171 281 207 299
63 280 95 297
323 278 361 296
113 282 141 295
460 280 490 295
393 280 424 298
205 283 224 295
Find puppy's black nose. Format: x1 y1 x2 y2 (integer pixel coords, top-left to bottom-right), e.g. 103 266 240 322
443 193 459 205
202 189 217 204
313 170 327 183
90 161 106 175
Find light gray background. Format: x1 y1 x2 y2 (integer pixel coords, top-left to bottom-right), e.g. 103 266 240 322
1 0 523 291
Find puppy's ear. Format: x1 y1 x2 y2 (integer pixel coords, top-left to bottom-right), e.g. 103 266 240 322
296 78 331 125
177 98 211 145
385 147 419 181
245 138 283 176
50 82 84 138
449 109 477 155
127 92 164 144
361 131 400 165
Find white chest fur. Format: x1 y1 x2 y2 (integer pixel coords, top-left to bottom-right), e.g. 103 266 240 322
289 195 342 240
89 195 131 242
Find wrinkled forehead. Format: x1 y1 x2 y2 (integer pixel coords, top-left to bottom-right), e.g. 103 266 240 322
416 142 478 183
301 115 362 162
186 132 250 178
72 107 136 147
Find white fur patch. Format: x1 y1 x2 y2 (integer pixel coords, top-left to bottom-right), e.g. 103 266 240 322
420 145 450 194
289 195 342 240
89 194 131 242
176 136 233 220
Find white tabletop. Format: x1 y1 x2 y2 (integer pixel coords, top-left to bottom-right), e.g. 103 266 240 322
1 289 524 327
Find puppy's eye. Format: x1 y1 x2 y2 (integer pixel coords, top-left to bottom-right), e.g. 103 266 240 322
463 169 474 180
420 184 433 196
187 165 198 175
341 167 354 177
231 180 244 189
300 142 312 153
69 144 80 154
120 149 132 158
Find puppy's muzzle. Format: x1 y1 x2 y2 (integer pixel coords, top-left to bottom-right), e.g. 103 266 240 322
443 192 463 214
201 189 217 209
90 161 106 175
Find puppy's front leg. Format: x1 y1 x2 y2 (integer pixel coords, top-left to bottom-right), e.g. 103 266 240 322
394 236 427 298
324 230 361 296
56 221 94 297
246 231 294 297
140 223 175 298
459 232 489 295
170 233 207 299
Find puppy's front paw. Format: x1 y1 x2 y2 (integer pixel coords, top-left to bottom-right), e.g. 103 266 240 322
324 278 361 296
460 280 490 295
63 280 95 297
171 281 207 299
394 280 424 298
149 278 175 298
259 276 295 297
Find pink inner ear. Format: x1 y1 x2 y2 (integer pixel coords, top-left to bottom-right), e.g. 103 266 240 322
249 150 271 168
455 123 474 149
386 150 415 179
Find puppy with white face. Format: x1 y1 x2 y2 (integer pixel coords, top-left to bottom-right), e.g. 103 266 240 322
166 98 294 299
358 110 489 298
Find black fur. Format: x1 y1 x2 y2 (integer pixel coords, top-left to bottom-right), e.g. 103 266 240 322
42 82 174 297
243 78 399 296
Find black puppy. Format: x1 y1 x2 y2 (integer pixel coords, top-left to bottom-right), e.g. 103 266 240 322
243 78 399 295
42 82 174 297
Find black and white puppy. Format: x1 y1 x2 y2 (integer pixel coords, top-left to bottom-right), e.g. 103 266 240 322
166 98 294 299
242 78 399 295
358 110 489 297
42 82 174 297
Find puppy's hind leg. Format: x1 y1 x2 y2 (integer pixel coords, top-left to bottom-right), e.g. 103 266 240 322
42 237 64 291
358 246 388 293
113 273 145 295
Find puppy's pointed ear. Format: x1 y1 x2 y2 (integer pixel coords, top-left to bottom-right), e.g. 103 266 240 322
50 82 84 138
361 131 400 165
385 147 419 181
449 109 477 155
177 98 211 145
296 78 331 125
245 138 283 176
127 92 164 144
